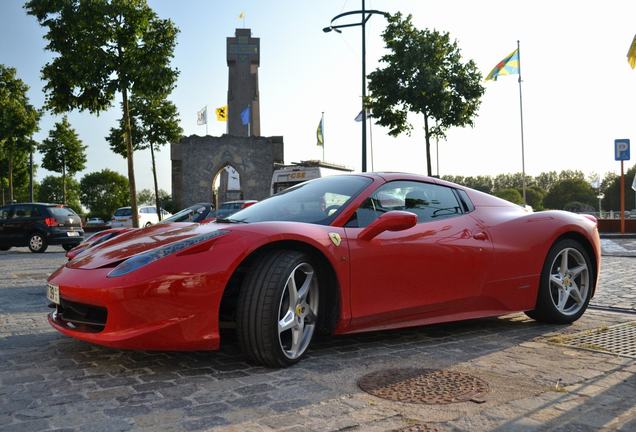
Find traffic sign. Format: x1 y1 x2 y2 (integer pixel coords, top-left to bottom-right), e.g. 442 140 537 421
615 139 630 161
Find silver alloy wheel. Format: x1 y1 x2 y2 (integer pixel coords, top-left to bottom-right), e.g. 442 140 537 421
277 262 319 360
549 247 589 316
30 234 43 251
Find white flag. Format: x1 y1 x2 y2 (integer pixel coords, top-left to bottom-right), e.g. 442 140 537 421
197 106 207 125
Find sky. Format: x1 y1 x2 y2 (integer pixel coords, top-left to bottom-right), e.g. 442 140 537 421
1 0 636 195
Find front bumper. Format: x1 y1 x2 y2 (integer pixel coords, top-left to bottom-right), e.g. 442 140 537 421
47 265 222 351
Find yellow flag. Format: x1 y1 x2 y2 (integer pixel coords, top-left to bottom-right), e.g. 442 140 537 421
238 11 245 20
215 105 228 122
628 35 636 69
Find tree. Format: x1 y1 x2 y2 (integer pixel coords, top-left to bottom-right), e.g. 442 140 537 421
525 186 546 210
494 188 523 205
543 178 596 210
79 169 129 221
38 175 81 213
0 65 40 201
107 94 182 220
366 13 484 175
26 0 179 227
601 165 636 211
39 117 86 204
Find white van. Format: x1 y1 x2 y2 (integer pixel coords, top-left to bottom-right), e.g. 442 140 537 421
270 161 352 195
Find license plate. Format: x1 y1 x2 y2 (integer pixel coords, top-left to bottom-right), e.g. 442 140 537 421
67 231 79 237
47 283 60 304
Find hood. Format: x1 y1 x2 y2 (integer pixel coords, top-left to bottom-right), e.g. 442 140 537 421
67 222 226 270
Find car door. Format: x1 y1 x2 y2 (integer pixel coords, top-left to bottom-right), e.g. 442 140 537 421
0 206 12 245
4 205 30 246
344 181 493 329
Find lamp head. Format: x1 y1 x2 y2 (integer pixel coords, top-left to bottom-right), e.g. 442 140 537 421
322 26 333 33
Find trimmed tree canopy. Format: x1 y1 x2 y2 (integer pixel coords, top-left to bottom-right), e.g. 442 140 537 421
367 13 484 175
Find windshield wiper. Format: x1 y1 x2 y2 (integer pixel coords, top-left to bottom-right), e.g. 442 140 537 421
215 217 247 224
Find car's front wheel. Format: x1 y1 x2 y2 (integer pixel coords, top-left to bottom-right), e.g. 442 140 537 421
526 239 593 324
28 233 48 253
237 250 320 367
62 243 76 252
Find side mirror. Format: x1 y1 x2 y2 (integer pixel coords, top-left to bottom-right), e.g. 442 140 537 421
358 211 417 241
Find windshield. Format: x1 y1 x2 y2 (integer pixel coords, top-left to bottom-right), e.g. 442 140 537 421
48 207 77 216
227 175 372 225
161 204 211 223
114 208 132 217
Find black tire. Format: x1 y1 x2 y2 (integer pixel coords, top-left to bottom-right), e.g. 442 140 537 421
62 243 76 252
237 250 320 367
145 222 152 227
0 246 10 251
525 239 593 324
28 233 48 253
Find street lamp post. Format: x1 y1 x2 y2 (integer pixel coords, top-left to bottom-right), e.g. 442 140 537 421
597 193 605 219
323 1 388 173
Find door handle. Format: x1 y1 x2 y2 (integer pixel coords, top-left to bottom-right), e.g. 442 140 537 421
473 231 488 241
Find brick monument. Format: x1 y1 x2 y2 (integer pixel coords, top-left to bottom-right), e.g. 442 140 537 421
171 28 283 209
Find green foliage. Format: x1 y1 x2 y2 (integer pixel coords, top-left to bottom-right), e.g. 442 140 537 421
367 13 484 175
39 116 86 204
137 188 155 205
26 0 180 226
600 165 636 211
543 178 596 210
107 95 182 157
39 117 86 175
38 175 81 213
525 186 545 210
79 169 129 221
0 64 40 201
137 188 174 210
494 188 523 205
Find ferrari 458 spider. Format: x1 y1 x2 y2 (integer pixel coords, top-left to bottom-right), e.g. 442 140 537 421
47 173 600 367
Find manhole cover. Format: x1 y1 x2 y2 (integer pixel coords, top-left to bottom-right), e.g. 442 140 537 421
393 424 445 432
549 322 636 359
393 423 445 432
358 368 489 404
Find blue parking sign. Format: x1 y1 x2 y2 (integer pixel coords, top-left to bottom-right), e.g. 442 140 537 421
615 139 630 161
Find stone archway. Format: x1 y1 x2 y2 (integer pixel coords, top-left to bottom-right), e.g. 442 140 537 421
171 134 283 209
211 163 243 209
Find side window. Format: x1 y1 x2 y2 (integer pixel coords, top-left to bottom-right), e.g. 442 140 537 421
12 205 31 218
349 181 463 228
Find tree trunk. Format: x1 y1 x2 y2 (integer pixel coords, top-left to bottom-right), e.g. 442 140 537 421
121 85 139 228
62 153 66 205
150 143 161 221
8 157 13 203
423 114 432 176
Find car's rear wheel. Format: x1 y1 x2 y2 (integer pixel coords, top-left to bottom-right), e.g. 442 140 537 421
525 239 593 324
237 250 320 367
145 222 152 227
28 233 48 253
62 244 76 252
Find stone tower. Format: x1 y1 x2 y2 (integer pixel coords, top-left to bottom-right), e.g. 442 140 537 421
227 28 260 137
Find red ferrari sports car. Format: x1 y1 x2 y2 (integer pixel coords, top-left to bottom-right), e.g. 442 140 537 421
47 173 600 367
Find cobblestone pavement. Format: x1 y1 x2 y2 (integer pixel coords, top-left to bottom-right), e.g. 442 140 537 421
1 246 634 431
601 238 636 257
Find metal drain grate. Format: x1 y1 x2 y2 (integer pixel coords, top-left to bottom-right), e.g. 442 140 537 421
549 322 636 359
358 368 489 405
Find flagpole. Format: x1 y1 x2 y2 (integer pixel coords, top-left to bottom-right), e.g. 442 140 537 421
368 112 374 171
321 112 325 162
517 40 527 205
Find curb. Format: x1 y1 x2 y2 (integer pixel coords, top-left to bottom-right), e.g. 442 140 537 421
600 233 636 239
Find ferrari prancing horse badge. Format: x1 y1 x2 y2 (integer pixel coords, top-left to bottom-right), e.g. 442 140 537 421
329 232 341 247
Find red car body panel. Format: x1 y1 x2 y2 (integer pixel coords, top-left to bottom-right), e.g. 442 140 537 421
47 173 600 351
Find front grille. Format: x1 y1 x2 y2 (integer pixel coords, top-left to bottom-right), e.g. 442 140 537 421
51 297 107 333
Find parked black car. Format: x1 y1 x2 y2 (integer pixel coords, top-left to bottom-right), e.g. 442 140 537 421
0 203 84 253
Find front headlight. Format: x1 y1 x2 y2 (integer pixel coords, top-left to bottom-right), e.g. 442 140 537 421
107 229 228 278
